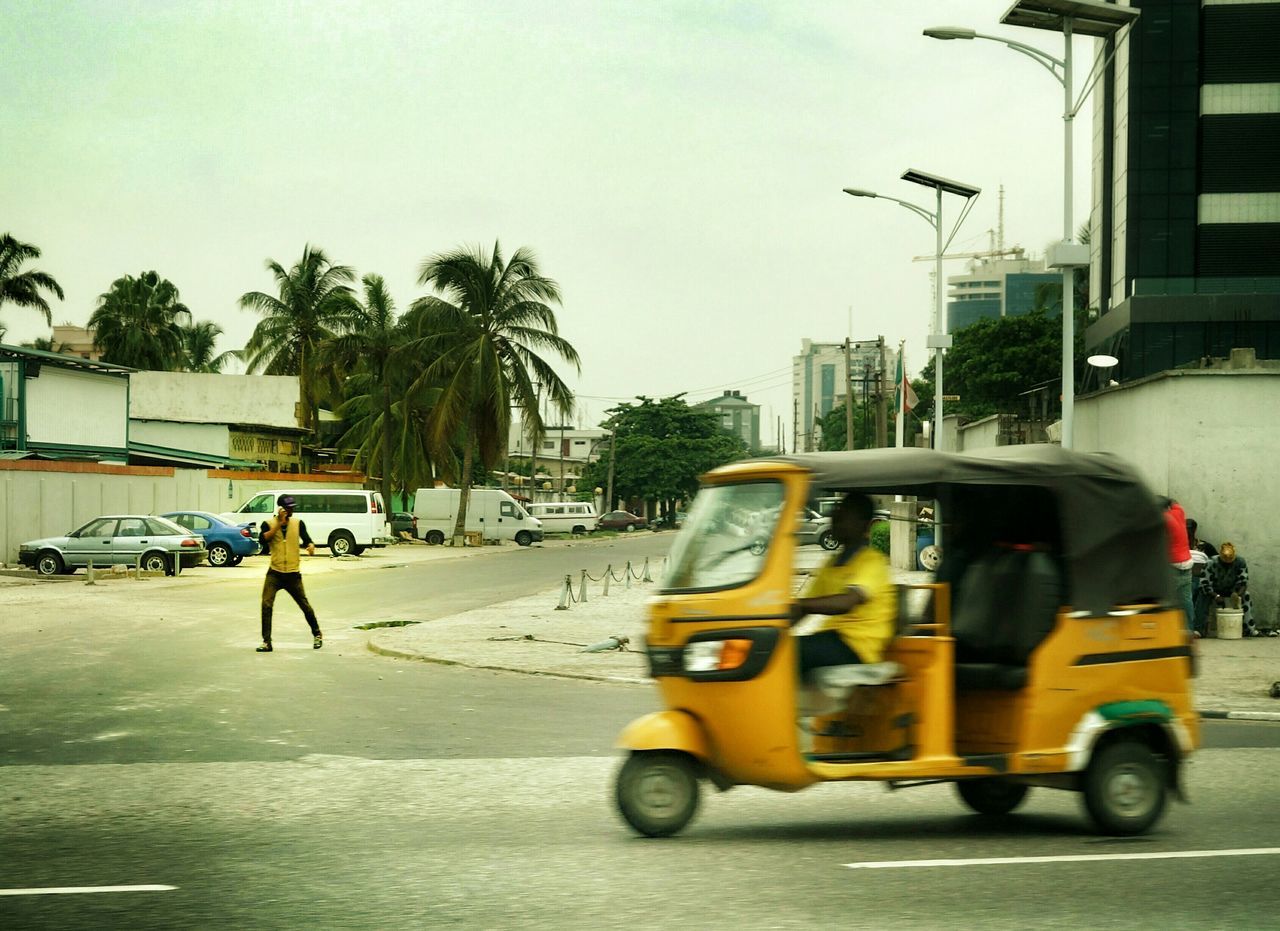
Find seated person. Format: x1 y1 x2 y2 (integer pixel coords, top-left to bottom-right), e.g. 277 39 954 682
789 492 897 680
1200 542 1269 637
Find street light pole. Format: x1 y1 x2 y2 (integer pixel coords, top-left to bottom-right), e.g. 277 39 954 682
925 0 1140 449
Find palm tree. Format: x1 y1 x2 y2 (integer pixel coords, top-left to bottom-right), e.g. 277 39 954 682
322 274 405 515
181 320 236 372
406 242 580 546
239 245 357 433
0 234 65 330
89 271 191 369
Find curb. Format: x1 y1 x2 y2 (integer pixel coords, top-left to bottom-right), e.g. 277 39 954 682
364 639 649 685
1197 710 1280 722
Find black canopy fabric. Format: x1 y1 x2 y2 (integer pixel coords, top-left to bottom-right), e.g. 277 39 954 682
767 446 1172 615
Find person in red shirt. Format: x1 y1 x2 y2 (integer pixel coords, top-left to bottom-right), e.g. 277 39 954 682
1162 498 1194 632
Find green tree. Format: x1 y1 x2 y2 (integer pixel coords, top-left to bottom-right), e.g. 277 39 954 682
239 245 358 433
323 274 407 517
816 399 876 452
579 395 747 522
406 242 580 546
181 320 236 372
89 271 191 369
0 234 64 330
915 309 1063 420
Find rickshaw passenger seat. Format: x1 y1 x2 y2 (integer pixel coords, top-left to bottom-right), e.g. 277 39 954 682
951 547 1062 691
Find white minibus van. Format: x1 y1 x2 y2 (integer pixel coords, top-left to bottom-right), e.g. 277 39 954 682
526 501 599 535
223 488 390 556
412 487 542 546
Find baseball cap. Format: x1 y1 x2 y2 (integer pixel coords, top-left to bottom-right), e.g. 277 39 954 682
278 494 297 512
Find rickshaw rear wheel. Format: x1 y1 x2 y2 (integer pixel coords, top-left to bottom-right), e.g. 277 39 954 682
616 751 700 837
955 778 1029 816
1082 739 1167 836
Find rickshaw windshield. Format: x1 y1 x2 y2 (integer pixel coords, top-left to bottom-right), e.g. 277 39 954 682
661 480 785 593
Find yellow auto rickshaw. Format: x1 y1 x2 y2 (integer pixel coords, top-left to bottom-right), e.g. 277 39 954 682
614 446 1197 837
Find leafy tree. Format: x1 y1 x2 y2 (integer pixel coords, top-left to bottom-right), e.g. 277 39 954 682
817 399 877 452
20 335 73 353
323 274 409 518
578 395 748 522
240 245 358 432
181 320 236 372
0 234 64 331
914 309 1063 420
89 271 191 369
405 242 580 546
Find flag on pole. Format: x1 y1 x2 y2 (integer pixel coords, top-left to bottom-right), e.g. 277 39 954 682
895 348 919 414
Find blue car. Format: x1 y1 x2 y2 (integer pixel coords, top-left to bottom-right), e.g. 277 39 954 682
162 510 259 568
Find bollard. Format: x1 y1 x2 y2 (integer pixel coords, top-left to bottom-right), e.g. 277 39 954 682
578 569 589 604
135 554 144 580
85 559 95 585
641 557 652 583
602 565 611 597
625 560 632 589
555 574 572 610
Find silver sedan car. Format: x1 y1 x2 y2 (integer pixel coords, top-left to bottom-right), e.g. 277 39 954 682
18 515 208 576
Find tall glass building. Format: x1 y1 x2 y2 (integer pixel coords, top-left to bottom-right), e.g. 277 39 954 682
946 256 1064 332
1085 0 1280 390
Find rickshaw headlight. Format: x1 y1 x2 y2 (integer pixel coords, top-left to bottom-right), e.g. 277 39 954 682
684 638 753 673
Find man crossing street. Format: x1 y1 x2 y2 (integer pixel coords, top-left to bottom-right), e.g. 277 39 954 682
256 494 323 652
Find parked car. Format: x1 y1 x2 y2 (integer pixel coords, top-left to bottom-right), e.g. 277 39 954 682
598 510 647 532
389 511 418 539
162 510 258 567
794 508 838 550
18 515 207 576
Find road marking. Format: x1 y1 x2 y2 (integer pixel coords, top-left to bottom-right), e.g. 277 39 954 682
0 885 176 896
845 848 1280 870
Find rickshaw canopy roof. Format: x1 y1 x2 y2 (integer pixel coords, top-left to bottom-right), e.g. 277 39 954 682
759 446 1172 614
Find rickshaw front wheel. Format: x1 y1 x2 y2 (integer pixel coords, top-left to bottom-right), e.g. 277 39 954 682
955 778 1030 816
1082 739 1167 836
616 751 701 837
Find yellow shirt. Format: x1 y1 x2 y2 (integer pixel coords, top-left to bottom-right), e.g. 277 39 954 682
268 517 302 573
801 546 897 663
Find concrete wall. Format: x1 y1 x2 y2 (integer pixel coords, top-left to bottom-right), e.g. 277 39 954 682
130 420 230 457
1074 369 1278 628
0 462 364 563
26 367 128 451
129 372 300 430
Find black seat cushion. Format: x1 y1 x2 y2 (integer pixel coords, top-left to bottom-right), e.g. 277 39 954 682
955 663 1028 691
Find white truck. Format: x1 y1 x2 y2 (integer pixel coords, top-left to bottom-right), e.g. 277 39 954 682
412 487 543 546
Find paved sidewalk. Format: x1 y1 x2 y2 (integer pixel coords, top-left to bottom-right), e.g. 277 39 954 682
369 569 1280 718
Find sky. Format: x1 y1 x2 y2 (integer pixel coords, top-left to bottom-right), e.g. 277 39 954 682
2 0 1099 446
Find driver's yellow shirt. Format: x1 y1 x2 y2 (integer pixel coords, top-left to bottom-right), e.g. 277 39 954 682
801 547 897 663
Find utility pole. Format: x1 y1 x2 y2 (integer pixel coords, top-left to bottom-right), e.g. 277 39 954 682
792 396 798 454
605 429 616 513
876 335 888 449
843 338 855 450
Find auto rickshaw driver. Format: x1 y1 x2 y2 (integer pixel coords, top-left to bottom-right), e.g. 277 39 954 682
789 492 897 679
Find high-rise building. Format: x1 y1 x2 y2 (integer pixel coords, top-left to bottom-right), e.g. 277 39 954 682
792 338 884 450
1086 0 1280 388
946 254 1064 332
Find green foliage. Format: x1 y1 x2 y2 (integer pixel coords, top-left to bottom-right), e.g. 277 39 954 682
0 233 64 328
869 521 890 556
180 320 236 372
579 395 748 507
89 271 191 370
817 399 877 451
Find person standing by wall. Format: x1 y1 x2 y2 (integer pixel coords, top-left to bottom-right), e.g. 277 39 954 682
256 494 323 652
1162 498 1194 632
1186 518 1217 638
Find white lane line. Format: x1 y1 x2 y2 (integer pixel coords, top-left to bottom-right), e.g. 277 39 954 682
845 848 1280 870
0 885 176 896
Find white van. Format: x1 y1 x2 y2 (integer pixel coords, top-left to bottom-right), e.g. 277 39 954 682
412 487 543 546
526 501 599 535
223 488 390 557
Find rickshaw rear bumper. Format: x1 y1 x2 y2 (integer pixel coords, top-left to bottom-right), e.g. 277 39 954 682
616 710 711 763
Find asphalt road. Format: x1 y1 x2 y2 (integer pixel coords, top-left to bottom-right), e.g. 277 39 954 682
3 535 1279 929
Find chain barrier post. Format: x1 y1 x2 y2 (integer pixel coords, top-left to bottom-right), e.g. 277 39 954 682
625 560 632 589
85 559 95 585
602 564 611 597
578 569 589 604
136 554 144 580
555 574 572 610
641 557 653 583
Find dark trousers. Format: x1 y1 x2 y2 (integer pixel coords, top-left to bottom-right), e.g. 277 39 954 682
261 569 320 642
797 630 863 681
